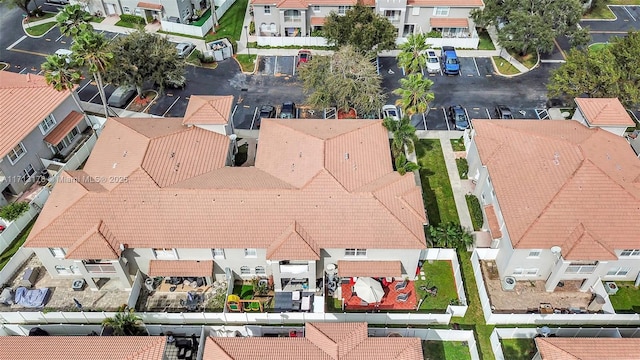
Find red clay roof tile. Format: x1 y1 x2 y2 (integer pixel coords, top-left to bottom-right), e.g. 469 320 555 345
148 260 214 277
575 98 634 126
183 95 234 125
535 337 640 360
44 111 85 145
337 260 402 277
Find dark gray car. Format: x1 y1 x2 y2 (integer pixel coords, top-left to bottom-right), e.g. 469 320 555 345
108 85 136 108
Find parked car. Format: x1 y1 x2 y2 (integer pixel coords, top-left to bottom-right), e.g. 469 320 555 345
280 102 297 119
448 105 469 130
108 85 136 108
495 105 514 119
425 49 440 74
165 75 186 89
54 48 73 63
382 105 401 121
297 50 312 67
176 42 195 58
47 0 69 4
257 105 276 128
441 46 460 76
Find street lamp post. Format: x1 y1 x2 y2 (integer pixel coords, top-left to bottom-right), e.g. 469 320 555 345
244 25 250 57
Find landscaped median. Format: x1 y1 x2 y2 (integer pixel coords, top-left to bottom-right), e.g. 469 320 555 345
24 21 56 37
583 0 640 19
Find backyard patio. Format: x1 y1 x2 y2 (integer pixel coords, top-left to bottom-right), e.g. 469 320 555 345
341 279 418 311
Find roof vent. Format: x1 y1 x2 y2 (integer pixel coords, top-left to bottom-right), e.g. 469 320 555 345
299 152 302 158
170 152 175 158
553 152 560 166
344 153 349 160
291 163 295 172
123 151 127 157
112 162 117 169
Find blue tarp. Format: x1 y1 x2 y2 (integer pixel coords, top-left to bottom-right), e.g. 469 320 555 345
14 287 50 308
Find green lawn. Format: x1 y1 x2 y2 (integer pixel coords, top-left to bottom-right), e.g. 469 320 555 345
589 43 610 53
205 0 248 42
477 30 495 51
91 16 105 23
423 340 472 360
235 54 257 72
192 9 211 27
415 139 458 227
456 158 468 179
450 138 465 152
583 1 640 19
465 195 483 231
232 284 254 299
25 22 56 36
114 20 139 28
609 282 640 313
501 338 537 360
492 56 520 75
415 260 459 311
0 220 36 270
26 13 55 23
513 53 537 69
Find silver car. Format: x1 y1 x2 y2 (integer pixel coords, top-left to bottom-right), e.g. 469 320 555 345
425 49 440 74
108 85 136 108
176 42 195 58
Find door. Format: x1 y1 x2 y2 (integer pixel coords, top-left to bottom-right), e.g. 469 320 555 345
105 3 116 16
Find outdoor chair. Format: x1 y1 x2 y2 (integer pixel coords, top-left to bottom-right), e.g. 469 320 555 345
396 292 410 302
395 280 408 291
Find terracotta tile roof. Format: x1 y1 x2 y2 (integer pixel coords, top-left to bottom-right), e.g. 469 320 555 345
472 120 640 259
430 18 470 28
137 1 163 10
251 0 359 6
25 117 426 254
575 98 634 126
535 337 640 360
44 111 85 145
203 322 423 360
183 95 234 126
0 336 167 360
251 0 277 4
310 16 326 26
337 260 402 277
277 0 308 7
0 72 72 158
65 220 121 260
407 0 483 6
483 205 502 239
267 221 321 260
148 260 214 277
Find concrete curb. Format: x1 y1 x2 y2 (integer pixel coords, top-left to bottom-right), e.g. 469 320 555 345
22 19 58 39
581 5 619 22
490 56 520 78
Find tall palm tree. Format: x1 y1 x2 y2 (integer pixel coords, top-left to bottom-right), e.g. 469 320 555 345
394 152 420 176
56 4 94 38
41 54 84 112
393 73 435 117
397 33 430 74
383 115 419 157
428 222 474 250
102 309 145 336
71 31 114 118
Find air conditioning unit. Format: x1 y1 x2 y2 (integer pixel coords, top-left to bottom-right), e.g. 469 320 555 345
605 282 619 295
502 276 516 291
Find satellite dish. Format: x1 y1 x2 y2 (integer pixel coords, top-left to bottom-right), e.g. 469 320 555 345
550 246 562 255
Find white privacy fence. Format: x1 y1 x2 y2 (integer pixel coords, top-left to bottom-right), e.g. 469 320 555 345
0 205 41 254
472 251 640 325
257 36 329 47
161 17 214 38
422 248 468 317
0 248 34 286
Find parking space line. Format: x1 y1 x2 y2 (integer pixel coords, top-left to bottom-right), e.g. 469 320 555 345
55 34 65 42
624 6 637 21
464 108 472 129
163 96 181 117
473 58 480 76
292 57 296 76
274 56 278 76
18 68 27 74
485 108 492 119
422 112 427 130
249 107 258 130
108 33 120 43
7 35 27 50
78 80 92 93
442 108 450 131
89 84 108 103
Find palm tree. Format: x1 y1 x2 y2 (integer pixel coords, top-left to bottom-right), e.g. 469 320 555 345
102 309 145 336
56 4 94 38
71 31 114 118
383 115 419 158
394 152 420 175
393 73 435 117
428 222 474 250
397 33 429 74
41 54 84 112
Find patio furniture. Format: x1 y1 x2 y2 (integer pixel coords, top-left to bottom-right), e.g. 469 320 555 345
292 291 301 301
301 296 311 311
396 292 410 302
395 280 408 291
354 277 384 303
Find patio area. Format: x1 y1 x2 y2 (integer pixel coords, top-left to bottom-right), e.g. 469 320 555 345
2 255 131 312
341 280 418 311
481 260 592 313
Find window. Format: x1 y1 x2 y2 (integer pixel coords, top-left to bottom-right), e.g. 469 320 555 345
403 24 415 37
338 6 351 15
621 249 640 257
384 10 400 22
284 10 301 22
50 248 66 258
528 250 541 258
55 265 71 275
565 263 597 274
264 5 271 14
70 265 81 275
240 266 250 275
52 127 80 153
255 266 266 275
607 267 630 276
212 249 225 259
123 6 130 13
345 248 367 257
7 143 26 165
312 5 320 12
244 248 257 257
22 164 36 182
411 7 419 16
39 115 56 134
153 248 177 259
433 7 450 16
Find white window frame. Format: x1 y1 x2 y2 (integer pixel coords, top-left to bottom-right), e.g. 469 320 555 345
528 250 541 258
244 248 257 258
52 127 80 153
39 114 57 135
22 163 36 182
338 6 351 15
513 268 538 277
433 7 450 16
55 265 71 275
240 266 251 275
345 248 367 257
264 5 271 14
212 248 225 259
255 266 266 275
70 265 82 275
7 143 26 165
123 6 130 13
312 5 320 12
620 249 640 257
153 248 177 259
606 267 630 276
411 7 419 16
384 10 400 22
565 264 596 274
50 247 66 259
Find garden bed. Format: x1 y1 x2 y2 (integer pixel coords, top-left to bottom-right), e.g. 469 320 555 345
126 90 157 113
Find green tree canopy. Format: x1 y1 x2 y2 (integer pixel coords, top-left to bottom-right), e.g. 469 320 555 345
41 54 84 111
397 33 430 74
393 73 435 116
383 115 418 157
323 5 398 55
471 0 589 55
1 0 34 15
105 30 185 97
56 4 94 37
102 309 145 336
428 222 474 250
298 45 385 115
547 32 640 107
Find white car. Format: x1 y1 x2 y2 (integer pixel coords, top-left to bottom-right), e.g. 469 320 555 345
382 105 401 120
54 48 73 63
425 49 440 74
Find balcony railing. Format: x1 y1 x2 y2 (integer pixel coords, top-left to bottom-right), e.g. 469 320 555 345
85 263 117 274
280 264 308 274
283 16 302 23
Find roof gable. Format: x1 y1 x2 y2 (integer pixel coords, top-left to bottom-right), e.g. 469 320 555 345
267 221 321 260
183 95 234 125
65 221 121 260
535 337 640 360
575 97 634 126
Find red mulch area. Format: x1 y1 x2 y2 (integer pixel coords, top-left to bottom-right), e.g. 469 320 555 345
342 280 417 311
